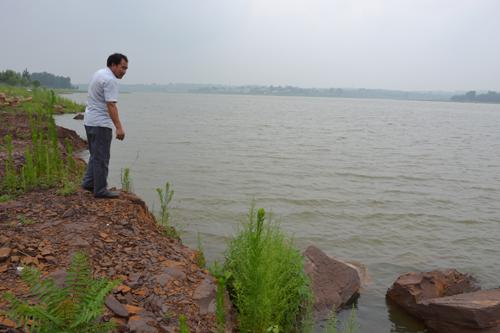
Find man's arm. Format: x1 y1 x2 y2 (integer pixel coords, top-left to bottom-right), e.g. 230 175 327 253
106 102 125 140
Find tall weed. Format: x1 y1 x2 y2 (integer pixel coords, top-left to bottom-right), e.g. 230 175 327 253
120 167 133 192
224 206 311 332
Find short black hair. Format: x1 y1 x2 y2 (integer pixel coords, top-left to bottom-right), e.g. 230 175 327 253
107 53 128 66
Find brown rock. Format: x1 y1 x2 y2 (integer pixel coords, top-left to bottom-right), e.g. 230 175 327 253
115 284 132 294
386 269 479 318
105 295 129 317
422 289 500 332
127 314 158 333
10 256 20 263
68 236 90 248
50 269 67 288
0 248 12 262
127 272 142 288
193 277 217 315
0 316 17 328
156 267 186 286
62 208 75 218
73 113 84 120
303 245 361 317
21 256 39 266
125 304 144 315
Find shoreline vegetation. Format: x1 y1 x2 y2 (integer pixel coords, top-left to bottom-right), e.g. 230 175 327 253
0 86 359 332
2 67 499 104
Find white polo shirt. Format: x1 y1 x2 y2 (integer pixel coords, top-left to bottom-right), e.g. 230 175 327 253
84 67 119 129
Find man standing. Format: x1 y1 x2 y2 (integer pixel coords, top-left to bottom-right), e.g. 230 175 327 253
81 53 128 198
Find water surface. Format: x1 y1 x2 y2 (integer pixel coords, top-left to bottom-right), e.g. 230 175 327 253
57 93 500 332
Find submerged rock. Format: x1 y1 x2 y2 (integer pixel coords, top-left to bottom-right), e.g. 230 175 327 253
303 245 361 318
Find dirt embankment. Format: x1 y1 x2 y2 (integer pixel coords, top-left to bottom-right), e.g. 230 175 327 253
0 110 218 332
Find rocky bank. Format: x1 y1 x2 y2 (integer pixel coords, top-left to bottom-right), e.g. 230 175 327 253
0 107 218 332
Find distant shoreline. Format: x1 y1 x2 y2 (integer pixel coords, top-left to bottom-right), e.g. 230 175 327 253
72 84 500 104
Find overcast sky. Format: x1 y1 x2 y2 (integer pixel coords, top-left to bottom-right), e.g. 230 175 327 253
1 0 499 91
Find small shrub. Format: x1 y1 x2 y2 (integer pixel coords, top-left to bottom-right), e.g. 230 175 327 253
156 182 173 226
194 232 206 268
179 314 190 333
120 167 133 192
155 182 179 238
209 261 231 333
17 215 34 226
224 206 311 333
3 251 120 333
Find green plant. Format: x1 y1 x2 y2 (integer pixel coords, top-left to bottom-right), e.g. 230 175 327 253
155 182 179 238
17 214 34 226
178 314 190 333
209 261 232 333
324 306 358 333
224 206 311 333
0 87 84 196
1 134 19 194
3 251 120 333
0 194 13 202
156 182 174 226
57 179 78 196
120 167 133 192
194 232 206 268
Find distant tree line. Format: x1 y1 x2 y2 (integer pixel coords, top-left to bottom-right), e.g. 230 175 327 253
0 69 76 89
451 90 500 103
191 84 454 101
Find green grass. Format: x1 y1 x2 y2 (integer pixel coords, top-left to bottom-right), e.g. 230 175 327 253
0 86 84 197
0 86 83 114
224 206 312 333
324 307 358 333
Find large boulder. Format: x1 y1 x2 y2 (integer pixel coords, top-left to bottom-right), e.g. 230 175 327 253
303 245 361 318
386 269 479 317
421 289 500 333
386 270 500 332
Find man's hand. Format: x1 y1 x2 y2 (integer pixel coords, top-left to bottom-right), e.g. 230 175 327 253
116 127 125 140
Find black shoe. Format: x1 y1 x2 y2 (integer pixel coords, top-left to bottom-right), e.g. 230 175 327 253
81 185 94 192
94 191 120 199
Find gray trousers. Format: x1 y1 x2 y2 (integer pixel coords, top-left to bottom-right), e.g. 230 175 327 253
81 125 112 196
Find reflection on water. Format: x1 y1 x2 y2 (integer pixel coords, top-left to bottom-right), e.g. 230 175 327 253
57 92 500 333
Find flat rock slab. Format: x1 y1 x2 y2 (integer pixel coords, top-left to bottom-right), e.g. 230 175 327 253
0 248 11 262
386 269 479 317
421 289 500 331
105 295 129 318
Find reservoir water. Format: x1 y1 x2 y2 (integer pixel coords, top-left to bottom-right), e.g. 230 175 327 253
57 92 500 332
